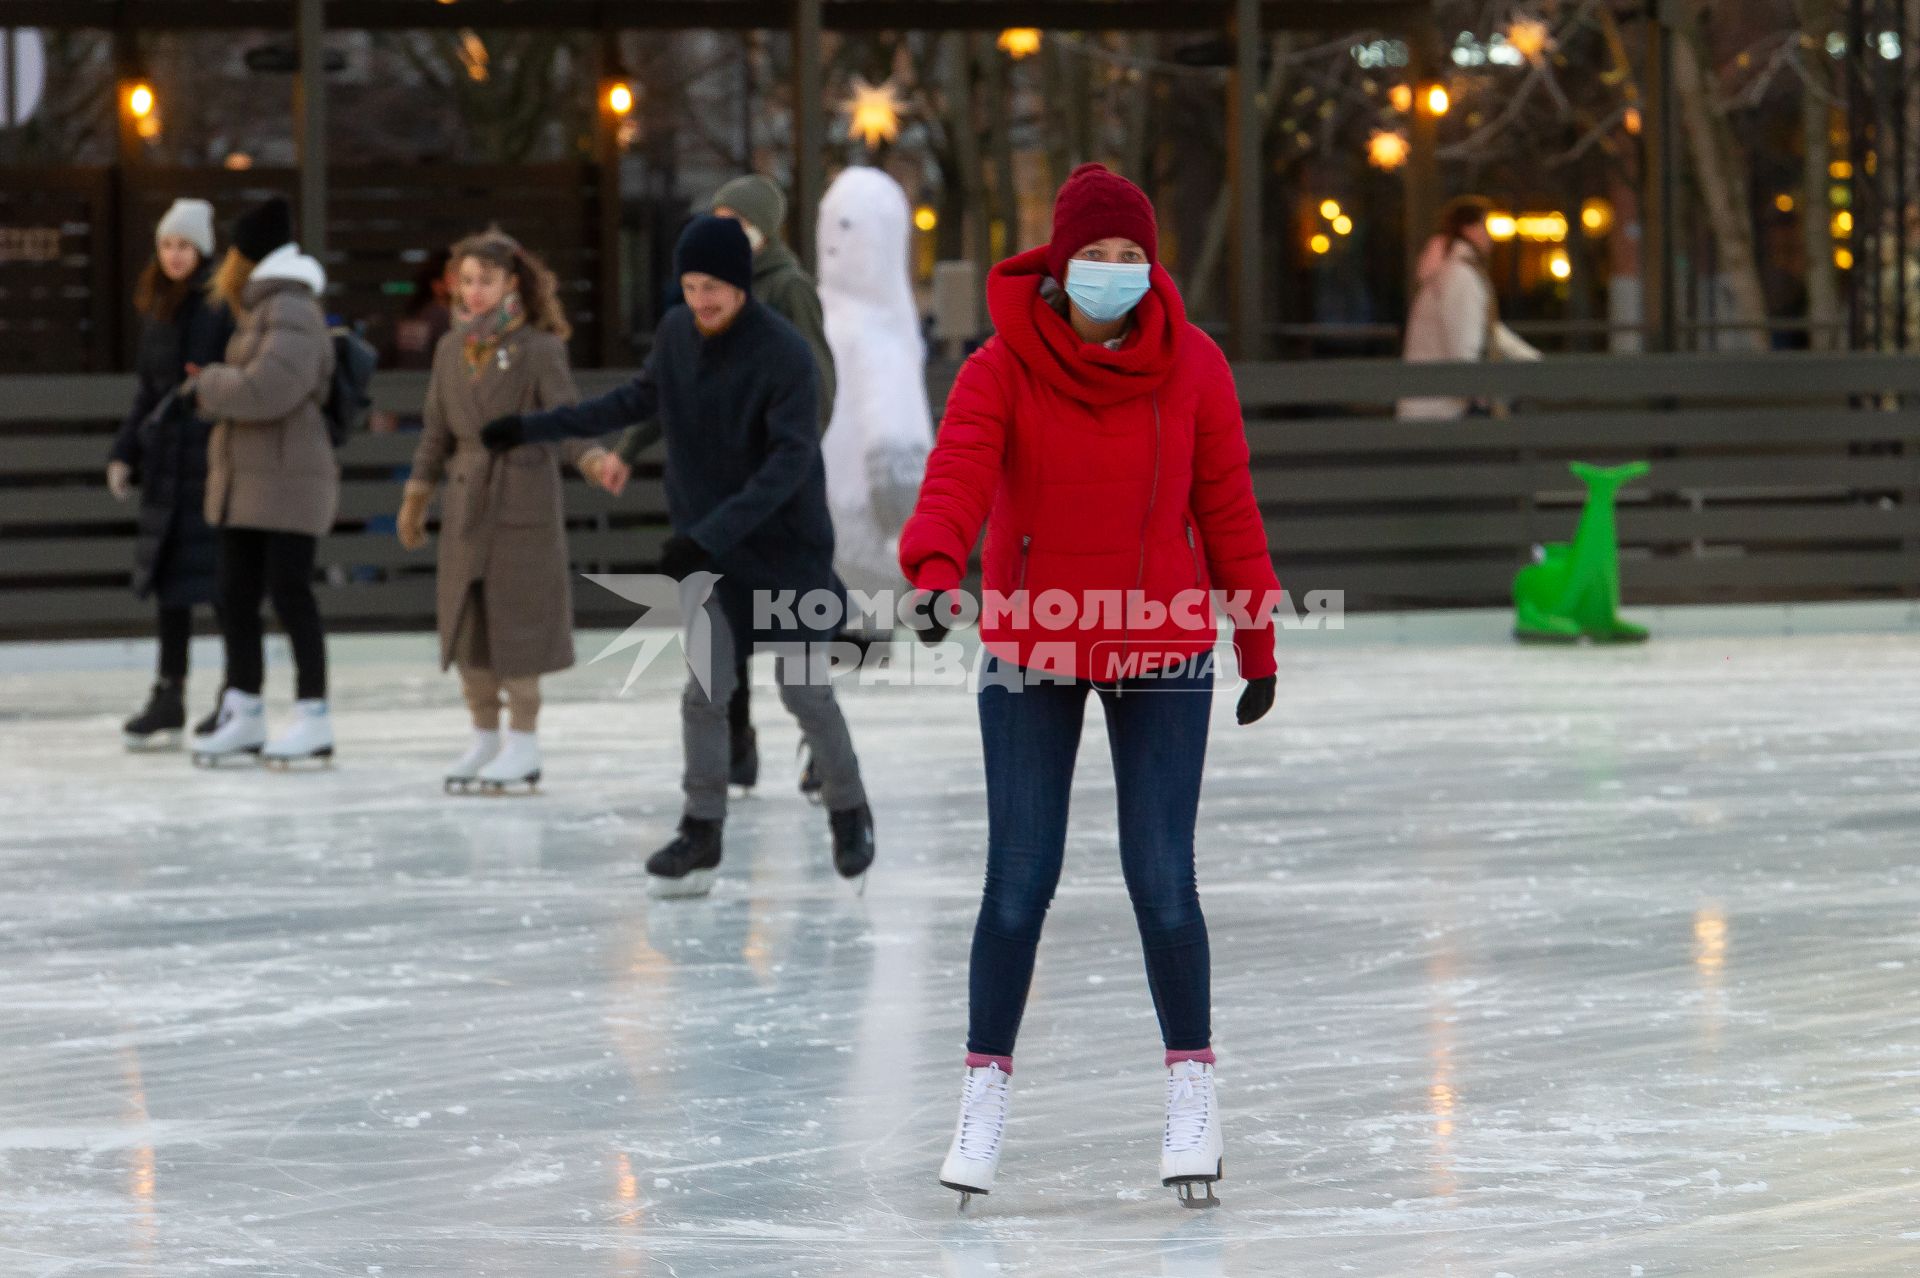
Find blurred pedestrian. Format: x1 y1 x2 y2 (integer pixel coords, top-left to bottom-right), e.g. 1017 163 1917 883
109 198 236 749
1398 195 1541 420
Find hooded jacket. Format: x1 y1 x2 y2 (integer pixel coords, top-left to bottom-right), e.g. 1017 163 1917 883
197 243 339 537
898 246 1280 682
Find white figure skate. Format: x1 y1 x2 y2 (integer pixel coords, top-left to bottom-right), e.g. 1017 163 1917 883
190 688 266 767
261 699 334 769
476 729 541 794
1161 1059 1223 1208
444 728 501 794
939 1062 1011 1212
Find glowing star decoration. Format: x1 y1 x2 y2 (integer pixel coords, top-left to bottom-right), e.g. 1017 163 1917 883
1368 130 1410 170
1507 17 1551 62
844 77 905 149
997 28 1043 60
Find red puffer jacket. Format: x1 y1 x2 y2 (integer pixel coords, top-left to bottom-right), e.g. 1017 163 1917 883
899 247 1280 683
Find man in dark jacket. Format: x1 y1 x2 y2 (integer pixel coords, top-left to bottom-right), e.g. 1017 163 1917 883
480 216 875 899
597 175 839 799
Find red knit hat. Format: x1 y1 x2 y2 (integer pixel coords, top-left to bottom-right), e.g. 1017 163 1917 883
1046 163 1159 283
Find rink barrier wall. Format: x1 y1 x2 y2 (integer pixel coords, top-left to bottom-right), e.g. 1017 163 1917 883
3 352 1918 637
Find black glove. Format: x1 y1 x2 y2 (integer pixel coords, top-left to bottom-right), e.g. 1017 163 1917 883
659 533 713 582
909 589 956 646
1235 674 1276 726
480 414 526 452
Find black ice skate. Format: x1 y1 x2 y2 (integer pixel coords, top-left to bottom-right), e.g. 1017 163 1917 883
829 802 875 895
646 816 723 899
729 723 759 792
123 679 185 751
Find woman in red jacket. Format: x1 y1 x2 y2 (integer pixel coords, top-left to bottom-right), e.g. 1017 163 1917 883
900 164 1280 1210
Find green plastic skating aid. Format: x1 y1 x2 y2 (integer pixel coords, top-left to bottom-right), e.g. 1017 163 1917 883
1512 460 1651 644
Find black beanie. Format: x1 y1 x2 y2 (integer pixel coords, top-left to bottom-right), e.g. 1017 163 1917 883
674 215 753 294
233 197 293 263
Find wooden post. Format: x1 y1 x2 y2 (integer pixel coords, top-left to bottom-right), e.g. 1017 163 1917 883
596 32 625 367
1643 0 1676 353
293 0 327 260
791 0 824 271
1403 29 1441 294
112 23 140 368
1227 0 1263 359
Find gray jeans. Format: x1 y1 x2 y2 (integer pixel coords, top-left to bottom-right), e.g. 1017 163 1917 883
680 584 866 822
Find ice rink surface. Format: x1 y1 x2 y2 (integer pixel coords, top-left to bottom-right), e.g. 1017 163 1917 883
4 606 1920 1277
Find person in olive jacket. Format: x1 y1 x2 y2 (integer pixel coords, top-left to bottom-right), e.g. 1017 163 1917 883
189 196 340 768
396 229 610 793
108 198 235 749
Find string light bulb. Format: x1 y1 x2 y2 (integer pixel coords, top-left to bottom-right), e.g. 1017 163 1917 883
997 28 1043 60
1368 130 1409 170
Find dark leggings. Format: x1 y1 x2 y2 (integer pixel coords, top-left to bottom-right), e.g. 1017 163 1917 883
157 605 193 681
219 527 327 700
967 654 1215 1057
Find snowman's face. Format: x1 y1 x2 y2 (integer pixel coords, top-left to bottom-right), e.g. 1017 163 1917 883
818 178 911 304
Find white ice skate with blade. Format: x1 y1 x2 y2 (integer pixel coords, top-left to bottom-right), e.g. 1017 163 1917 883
190 688 267 766
477 729 540 794
1161 1059 1223 1208
939 1062 1010 1211
444 728 501 793
262 699 333 768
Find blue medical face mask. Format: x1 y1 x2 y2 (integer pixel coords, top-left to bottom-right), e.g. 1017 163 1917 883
1064 258 1152 323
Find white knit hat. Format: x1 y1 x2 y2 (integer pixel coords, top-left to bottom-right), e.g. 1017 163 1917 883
155 198 215 258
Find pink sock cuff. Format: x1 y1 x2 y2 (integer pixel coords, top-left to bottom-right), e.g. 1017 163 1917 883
1165 1048 1216 1068
965 1053 1013 1075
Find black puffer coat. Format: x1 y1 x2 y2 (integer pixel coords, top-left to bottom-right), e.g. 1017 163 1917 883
108 270 235 606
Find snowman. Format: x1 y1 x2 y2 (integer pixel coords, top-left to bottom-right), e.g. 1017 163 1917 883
816 167 934 623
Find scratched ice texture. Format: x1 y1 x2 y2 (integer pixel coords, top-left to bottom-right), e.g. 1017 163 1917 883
3 606 1920 1276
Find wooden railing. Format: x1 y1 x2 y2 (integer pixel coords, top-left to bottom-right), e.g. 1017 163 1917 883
4 353 1919 639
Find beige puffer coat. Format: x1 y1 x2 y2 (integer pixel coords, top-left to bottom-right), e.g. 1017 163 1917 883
198 244 339 536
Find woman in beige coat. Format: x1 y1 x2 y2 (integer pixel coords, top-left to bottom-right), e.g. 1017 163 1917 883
189 196 341 767
1398 195 1542 420
397 230 611 792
